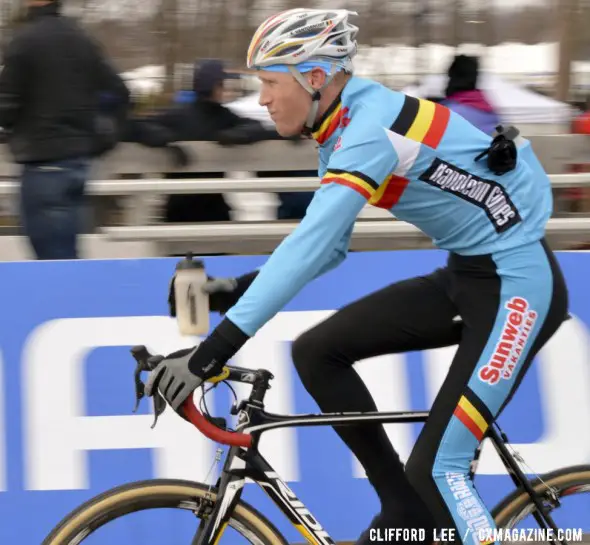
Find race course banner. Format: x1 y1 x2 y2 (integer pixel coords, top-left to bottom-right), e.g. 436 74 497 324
0 249 587 544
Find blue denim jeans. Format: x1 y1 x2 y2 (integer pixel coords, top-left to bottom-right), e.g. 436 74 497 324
19 157 90 260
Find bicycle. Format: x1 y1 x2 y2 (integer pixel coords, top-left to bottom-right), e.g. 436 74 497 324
42 345 590 545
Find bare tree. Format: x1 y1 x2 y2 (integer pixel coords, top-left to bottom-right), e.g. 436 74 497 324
449 0 462 47
487 6 498 47
0 0 22 57
153 0 180 97
556 0 578 102
238 0 257 64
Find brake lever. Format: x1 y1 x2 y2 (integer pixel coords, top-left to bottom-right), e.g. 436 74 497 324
132 364 145 413
147 355 166 428
151 390 167 429
131 345 152 413
130 346 168 428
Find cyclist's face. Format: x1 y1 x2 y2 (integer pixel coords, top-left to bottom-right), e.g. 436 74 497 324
258 71 312 136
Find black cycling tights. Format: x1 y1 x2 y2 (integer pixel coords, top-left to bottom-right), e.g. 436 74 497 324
291 240 568 543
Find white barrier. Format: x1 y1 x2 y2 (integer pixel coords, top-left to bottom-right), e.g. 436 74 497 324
100 217 590 256
103 217 590 240
0 137 587 257
0 172 587 256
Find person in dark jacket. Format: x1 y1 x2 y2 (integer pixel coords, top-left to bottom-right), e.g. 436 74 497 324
0 0 130 259
125 59 289 223
441 55 501 136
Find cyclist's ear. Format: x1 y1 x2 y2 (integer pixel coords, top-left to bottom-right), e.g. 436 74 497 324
308 67 327 91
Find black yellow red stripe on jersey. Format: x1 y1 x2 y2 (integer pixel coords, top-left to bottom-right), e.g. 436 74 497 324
321 169 410 209
390 94 451 149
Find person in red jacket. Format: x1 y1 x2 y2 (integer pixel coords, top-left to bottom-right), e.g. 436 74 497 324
572 98 590 134
568 97 590 214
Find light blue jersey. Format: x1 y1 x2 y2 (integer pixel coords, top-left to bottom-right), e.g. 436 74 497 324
226 77 553 336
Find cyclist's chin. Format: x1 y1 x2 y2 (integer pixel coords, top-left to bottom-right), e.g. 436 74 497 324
274 120 303 138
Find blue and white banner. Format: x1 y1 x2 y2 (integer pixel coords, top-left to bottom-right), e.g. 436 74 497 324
0 250 588 544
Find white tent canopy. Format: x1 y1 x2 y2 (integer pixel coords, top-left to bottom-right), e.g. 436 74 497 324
402 73 574 126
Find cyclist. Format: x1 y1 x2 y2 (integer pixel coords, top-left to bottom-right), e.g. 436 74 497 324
146 8 569 545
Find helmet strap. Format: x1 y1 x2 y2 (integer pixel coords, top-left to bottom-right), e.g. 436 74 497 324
288 64 337 135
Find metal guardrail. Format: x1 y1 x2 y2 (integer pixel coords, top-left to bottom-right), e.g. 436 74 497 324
0 172 587 230
0 141 322 178
0 173 588 197
0 134 587 178
0 176 313 196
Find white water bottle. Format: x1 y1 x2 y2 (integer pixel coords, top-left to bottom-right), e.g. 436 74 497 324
174 253 210 336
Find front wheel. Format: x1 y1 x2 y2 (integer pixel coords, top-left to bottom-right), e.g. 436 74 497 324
492 464 590 539
42 479 289 545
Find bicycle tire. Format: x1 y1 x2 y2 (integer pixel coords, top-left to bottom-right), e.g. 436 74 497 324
492 464 590 530
41 479 289 545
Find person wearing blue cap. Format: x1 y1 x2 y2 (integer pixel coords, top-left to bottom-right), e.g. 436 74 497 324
192 59 239 100
125 58 283 223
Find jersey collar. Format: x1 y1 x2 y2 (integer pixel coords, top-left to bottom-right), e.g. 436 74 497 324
311 92 345 145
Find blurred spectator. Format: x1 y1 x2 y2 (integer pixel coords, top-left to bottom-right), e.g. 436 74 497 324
0 0 130 260
174 90 196 104
441 55 501 136
125 59 294 223
572 96 590 135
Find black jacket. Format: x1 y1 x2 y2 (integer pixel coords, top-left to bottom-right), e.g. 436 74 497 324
122 98 287 223
124 98 281 148
0 2 130 163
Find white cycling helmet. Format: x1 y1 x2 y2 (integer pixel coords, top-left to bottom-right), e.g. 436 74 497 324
247 8 359 132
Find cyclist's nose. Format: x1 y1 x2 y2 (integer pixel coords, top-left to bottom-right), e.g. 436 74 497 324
259 88 271 108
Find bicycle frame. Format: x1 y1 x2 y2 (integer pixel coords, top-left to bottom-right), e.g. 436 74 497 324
189 366 566 545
